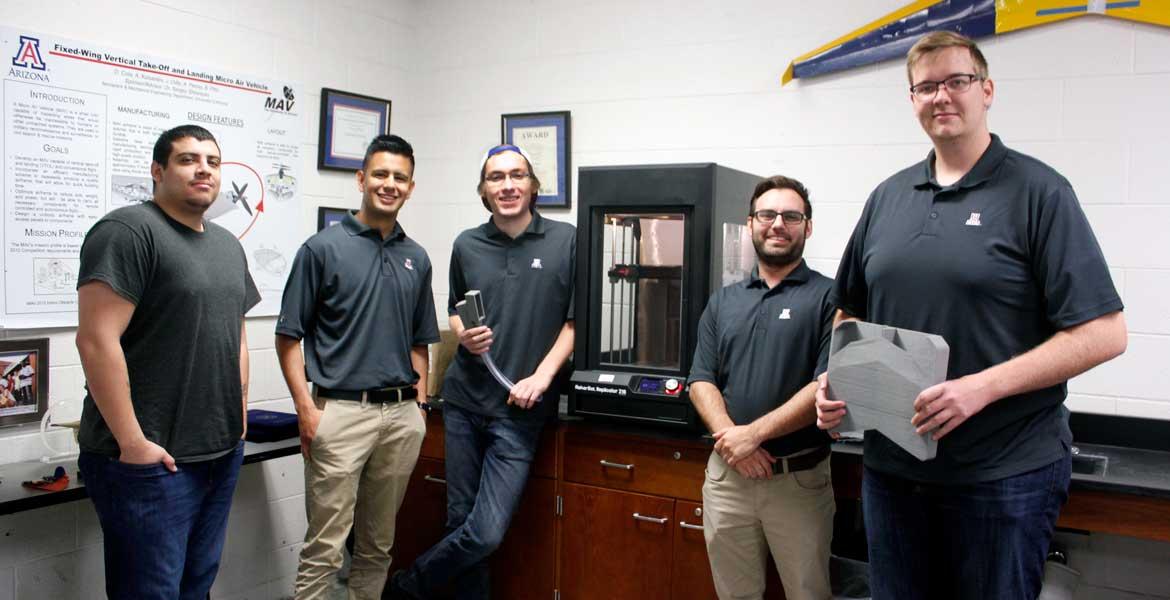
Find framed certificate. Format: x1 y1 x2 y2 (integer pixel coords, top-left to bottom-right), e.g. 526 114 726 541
501 111 571 209
317 206 352 231
318 88 391 172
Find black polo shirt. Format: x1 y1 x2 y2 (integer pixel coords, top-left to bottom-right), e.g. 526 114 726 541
276 213 440 390
688 260 834 457
442 212 575 420
832 134 1123 484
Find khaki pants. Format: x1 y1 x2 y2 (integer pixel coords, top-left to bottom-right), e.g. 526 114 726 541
702 451 835 600
295 396 426 600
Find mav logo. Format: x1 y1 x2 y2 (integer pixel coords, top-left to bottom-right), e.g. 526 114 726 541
11 35 46 71
265 86 295 112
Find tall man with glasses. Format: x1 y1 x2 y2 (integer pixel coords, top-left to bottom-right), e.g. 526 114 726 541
816 31 1126 600
389 144 575 600
689 176 835 600
277 134 439 599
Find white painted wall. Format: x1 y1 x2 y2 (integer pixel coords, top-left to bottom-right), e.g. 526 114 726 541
0 1 1168 598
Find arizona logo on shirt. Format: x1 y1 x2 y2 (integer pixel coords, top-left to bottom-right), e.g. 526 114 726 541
403 258 414 270
531 258 543 269
965 212 982 227
778 308 791 320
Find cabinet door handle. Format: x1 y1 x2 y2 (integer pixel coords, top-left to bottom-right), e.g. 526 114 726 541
679 521 704 531
424 475 447 485
600 459 635 470
632 513 668 524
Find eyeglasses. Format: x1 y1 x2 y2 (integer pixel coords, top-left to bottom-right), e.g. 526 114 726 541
909 73 983 100
484 171 531 185
751 210 808 226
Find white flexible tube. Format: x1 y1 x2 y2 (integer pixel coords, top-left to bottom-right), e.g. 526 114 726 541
482 352 516 391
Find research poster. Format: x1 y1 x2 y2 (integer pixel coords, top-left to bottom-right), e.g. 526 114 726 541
1 27 304 327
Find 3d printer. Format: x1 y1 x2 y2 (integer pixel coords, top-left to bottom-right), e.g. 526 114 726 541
569 163 762 428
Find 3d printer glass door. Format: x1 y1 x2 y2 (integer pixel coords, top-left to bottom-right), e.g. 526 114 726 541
600 212 685 370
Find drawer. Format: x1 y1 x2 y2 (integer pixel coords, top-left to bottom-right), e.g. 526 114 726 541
562 429 708 501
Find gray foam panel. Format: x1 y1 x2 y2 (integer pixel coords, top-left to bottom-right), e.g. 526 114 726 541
827 320 949 461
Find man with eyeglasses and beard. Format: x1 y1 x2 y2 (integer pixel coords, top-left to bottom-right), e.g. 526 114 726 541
688 175 836 600
388 144 575 600
816 31 1126 599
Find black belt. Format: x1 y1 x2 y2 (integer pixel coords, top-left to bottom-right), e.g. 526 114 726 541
771 445 831 475
316 385 417 403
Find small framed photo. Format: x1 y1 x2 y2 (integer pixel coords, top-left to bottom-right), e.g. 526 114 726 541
318 88 391 172
0 338 49 429
317 206 352 231
501 111 571 209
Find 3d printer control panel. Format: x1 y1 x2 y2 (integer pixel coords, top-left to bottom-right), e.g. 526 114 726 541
634 376 682 396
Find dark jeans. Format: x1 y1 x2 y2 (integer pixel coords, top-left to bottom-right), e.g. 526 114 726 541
79 441 245 600
397 403 543 600
863 453 1071 600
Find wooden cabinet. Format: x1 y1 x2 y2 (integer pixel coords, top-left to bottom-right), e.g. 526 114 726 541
671 501 717 600
560 482 676 600
562 428 708 501
393 416 801 599
491 476 557 598
392 457 449 572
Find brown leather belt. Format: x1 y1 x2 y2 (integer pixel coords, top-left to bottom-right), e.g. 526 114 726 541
771 445 831 475
316 385 418 403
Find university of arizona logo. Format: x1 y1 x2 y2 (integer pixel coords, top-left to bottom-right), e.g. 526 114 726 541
11 35 46 71
965 212 982 227
531 258 543 269
778 308 791 320
403 258 414 270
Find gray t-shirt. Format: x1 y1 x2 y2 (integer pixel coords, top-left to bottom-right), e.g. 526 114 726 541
77 202 261 461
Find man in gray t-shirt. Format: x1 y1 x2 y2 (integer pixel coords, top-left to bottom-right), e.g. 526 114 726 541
76 125 259 600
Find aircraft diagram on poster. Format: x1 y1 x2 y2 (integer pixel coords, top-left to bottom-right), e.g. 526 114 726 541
1 26 305 327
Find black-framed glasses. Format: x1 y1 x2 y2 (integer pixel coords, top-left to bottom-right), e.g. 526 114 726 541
910 73 983 100
750 210 807 226
484 171 531 184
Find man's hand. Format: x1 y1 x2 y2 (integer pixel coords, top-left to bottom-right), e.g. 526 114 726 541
912 374 993 440
458 325 493 355
712 425 761 466
730 448 775 480
297 403 324 458
814 373 844 439
509 373 552 410
119 438 177 472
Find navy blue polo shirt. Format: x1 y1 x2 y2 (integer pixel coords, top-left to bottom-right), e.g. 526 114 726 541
276 213 440 390
688 260 834 457
442 212 575 420
832 134 1123 484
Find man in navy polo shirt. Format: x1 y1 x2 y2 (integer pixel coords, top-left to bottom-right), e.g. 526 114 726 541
689 175 835 600
816 31 1127 600
389 144 575 600
276 134 439 599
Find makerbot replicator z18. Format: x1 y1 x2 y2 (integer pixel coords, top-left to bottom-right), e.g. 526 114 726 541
569 163 762 429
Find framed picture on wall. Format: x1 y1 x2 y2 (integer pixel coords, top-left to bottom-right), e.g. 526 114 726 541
500 111 571 209
0 338 49 429
317 206 352 231
318 88 392 172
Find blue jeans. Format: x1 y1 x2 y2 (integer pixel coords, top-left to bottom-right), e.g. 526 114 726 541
79 441 245 600
863 453 1071 600
397 403 543 600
